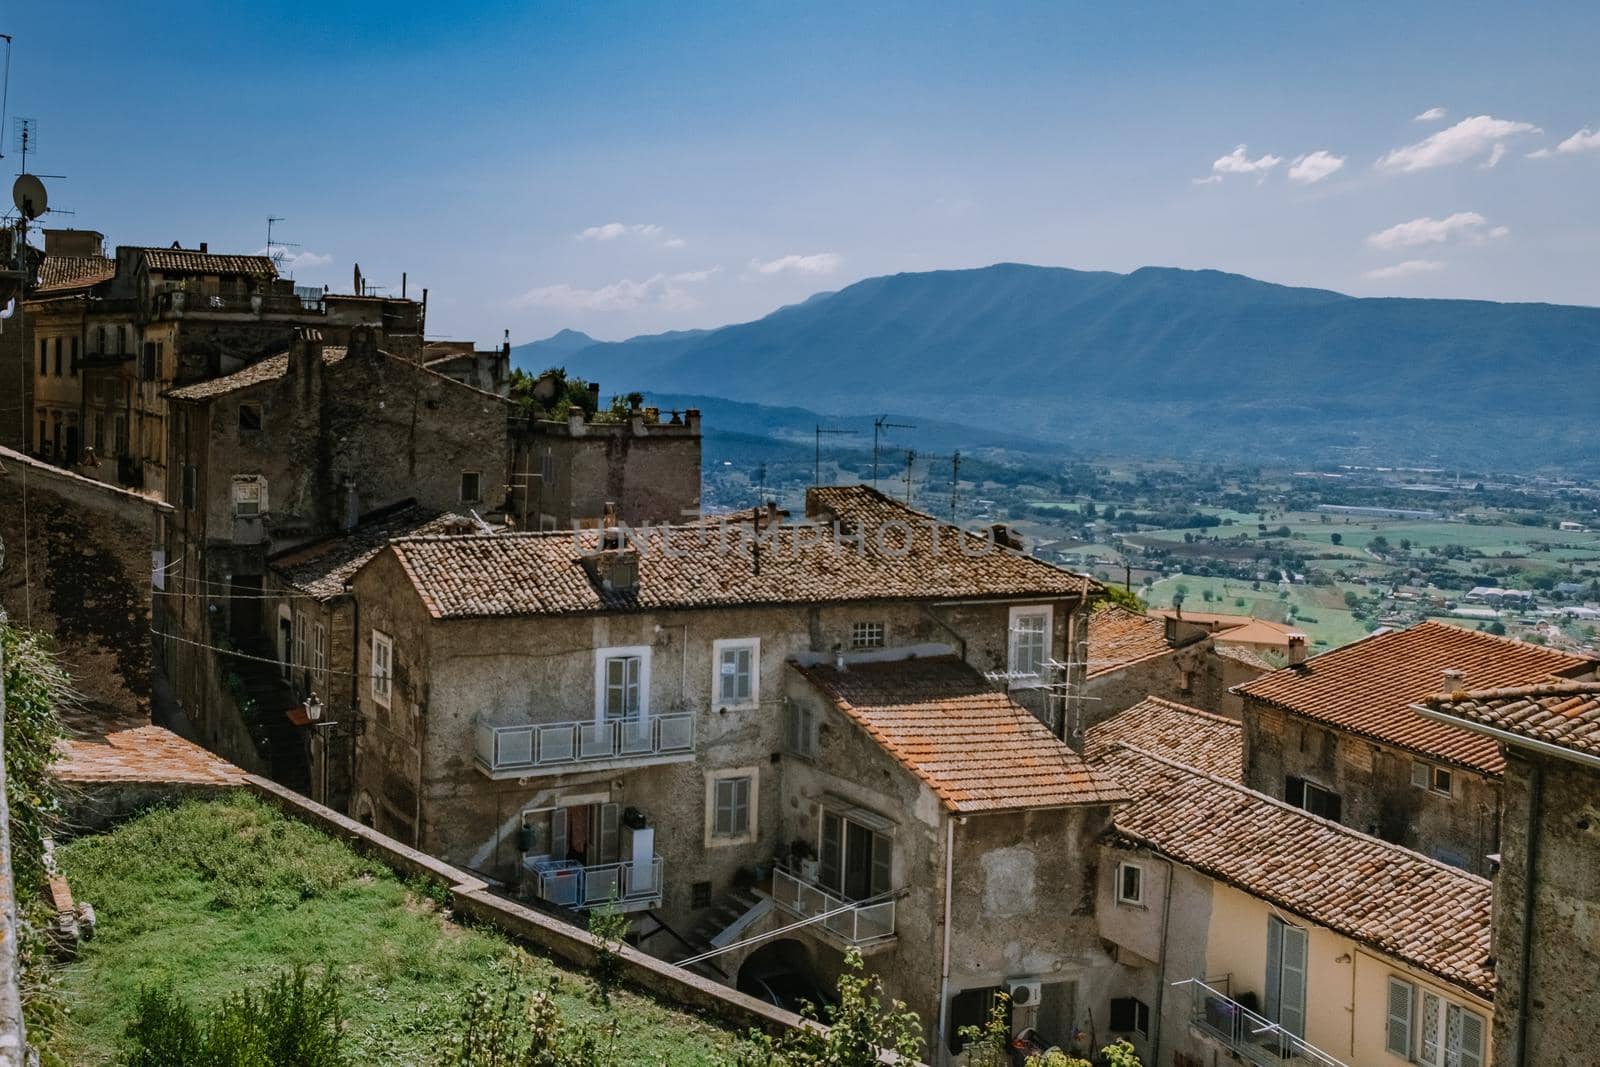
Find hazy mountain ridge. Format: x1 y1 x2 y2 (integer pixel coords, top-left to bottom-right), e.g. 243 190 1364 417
513 264 1600 469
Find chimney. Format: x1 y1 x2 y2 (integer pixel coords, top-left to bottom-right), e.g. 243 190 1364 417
199 242 208 254
342 478 359 531
587 381 601 411
290 327 324 395
1442 667 1467 692
1287 632 1309 666
685 407 701 433
990 523 1023 551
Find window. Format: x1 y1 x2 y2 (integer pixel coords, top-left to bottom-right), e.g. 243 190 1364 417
1115 862 1145 906
117 326 127 355
948 987 1009 1055
1109 997 1150 1038
52 338 62 376
1265 915 1308 1039
1007 605 1052 687
313 622 327 683
238 404 262 433
540 449 556 485
293 612 308 673
1389 977 1485 1067
232 476 265 517
1285 776 1342 822
38 338 47 375
370 631 393 707
706 769 757 845
460 470 482 503
141 341 158 381
595 647 650 721
713 637 759 708
819 807 893 901
69 337 79 375
784 700 818 760
182 466 197 510
113 414 128 456
850 621 885 650
1411 761 1454 798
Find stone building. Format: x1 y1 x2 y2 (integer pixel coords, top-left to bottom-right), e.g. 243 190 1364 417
1093 744 1495 1067
1235 622 1595 875
507 393 702 530
1085 695 1243 781
1084 604 1268 721
1419 681 1600 1067
158 326 511 774
422 339 512 396
342 485 1113 1061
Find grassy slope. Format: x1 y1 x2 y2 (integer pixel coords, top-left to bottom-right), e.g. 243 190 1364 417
55 794 744 1066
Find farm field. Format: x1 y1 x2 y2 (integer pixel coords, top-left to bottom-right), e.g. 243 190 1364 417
1143 573 1375 651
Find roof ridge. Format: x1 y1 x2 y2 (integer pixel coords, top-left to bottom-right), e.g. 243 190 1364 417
1137 696 1241 726
1423 679 1600 706
1110 743 1492 886
1413 617 1594 662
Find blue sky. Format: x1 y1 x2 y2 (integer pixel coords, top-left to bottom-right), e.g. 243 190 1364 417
7 2 1599 342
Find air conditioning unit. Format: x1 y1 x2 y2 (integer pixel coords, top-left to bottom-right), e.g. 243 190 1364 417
1007 980 1043 1008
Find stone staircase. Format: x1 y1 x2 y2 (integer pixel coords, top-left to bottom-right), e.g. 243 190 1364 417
659 886 770 979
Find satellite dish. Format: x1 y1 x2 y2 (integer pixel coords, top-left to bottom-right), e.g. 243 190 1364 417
12 174 47 220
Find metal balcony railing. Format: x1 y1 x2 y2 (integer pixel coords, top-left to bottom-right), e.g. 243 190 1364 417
475 713 695 775
527 855 664 912
1176 979 1347 1067
770 867 896 945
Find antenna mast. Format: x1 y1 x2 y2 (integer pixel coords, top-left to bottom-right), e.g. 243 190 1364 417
950 450 961 521
872 415 915 488
814 424 858 488
902 449 917 504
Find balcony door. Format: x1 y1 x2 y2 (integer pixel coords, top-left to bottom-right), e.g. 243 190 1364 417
525 801 621 867
820 810 892 902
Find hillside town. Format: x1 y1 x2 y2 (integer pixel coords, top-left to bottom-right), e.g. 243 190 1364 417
1 207 1595 1067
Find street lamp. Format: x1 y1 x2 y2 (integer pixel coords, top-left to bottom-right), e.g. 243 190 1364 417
303 691 323 723
302 692 334 803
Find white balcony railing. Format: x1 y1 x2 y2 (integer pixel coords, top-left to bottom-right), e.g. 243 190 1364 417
526 855 664 912
476 713 694 776
770 867 896 945
1177 979 1347 1067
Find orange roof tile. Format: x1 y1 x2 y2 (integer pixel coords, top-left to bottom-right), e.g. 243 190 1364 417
1235 621 1594 774
793 656 1128 813
269 502 472 601
386 486 1095 619
1086 604 1173 678
1420 681 1600 764
1085 697 1243 781
34 254 116 294
1104 746 1493 999
1212 619 1298 648
55 725 245 788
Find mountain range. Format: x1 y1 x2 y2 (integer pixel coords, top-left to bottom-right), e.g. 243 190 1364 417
513 264 1600 470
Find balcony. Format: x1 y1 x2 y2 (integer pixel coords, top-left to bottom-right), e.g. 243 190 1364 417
1176 979 1347 1067
155 290 323 319
475 713 695 778
769 867 896 948
524 855 663 913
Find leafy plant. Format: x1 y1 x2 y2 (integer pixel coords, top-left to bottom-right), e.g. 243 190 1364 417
123 967 347 1067
737 949 923 1066
439 980 619 1067
587 901 629 1006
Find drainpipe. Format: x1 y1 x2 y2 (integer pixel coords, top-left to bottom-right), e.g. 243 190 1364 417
1514 760 1543 1067
935 813 956 1062
1150 855 1175 1067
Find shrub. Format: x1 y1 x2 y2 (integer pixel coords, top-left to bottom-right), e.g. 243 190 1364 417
587 902 629 1006
123 967 347 1067
738 949 922 1065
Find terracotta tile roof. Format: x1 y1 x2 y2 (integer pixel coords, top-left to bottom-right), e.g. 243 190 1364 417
269 502 474 601
1214 644 1276 672
34 254 116 294
1235 621 1595 774
136 248 277 276
1419 681 1600 763
1212 618 1298 648
793 656 1128 812
1149 609 1257 631
1086 604 1172 678
1103 745 1493 999
387 485 1095 619
165 347 347 401
1085 697 1243 781
55 725 245 788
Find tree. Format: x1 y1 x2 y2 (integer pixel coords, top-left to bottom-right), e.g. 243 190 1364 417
1098 586 1147 613
1368 535 1391 555
1343 591 1361 610
1329 533 1342 546
740 949 923 1066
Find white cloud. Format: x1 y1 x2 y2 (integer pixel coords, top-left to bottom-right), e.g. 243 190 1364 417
512 267 720 312
1376 115 1541 172
1365 259 1445 281
254 247 332 271
1191 175 1223 186
749 252 843 276
1365 212 1508 250
1413 107 1447 122
1287 150 1346 184
1208 144 1283 180
1483 142 1507 168
1528 126 1600 159
575 222 685 247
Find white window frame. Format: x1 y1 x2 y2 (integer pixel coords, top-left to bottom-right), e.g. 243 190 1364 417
460 469 482 504
784 699 819 760
312 622 327 685
232 475 266 518
371 630 393 708
1407 984 1486 1067
594 645 651 723
705 766 759 847
293 611 308 671
850 620 886 650
1007 604 1053 688
712 637 760 709
1412 760 1456 798
1115 861 1145 907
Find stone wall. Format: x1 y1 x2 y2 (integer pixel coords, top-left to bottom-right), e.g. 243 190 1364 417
1085 639 1264 725
1242 700 1500 874
510 409 701 528
0 446 167 721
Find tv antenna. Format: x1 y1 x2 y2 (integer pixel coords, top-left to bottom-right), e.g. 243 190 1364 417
13 116 35 173
266 216 300 273
755 462 768 506
902 449 917 504
872 415 916 488
814 424 858 488
0 35 12 160
950 450 961 520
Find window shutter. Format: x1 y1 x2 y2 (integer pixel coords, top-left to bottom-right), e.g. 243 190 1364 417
1411 761 1431 789
1285 777 1305 808
734 778 751 834
1421 992 1442 1065
714 779 734 835
870 830 892 897
1386 977 1415 1057
597 803 620 865
1451 1005 1484 1067
550 808 568 860
821 812 842 891
1278 923 1308 1038
1265 915 1283 1023
1109 997 1136 1032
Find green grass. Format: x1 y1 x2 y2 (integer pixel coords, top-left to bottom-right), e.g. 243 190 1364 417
55 794 747 1066
1144 574 1374 650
